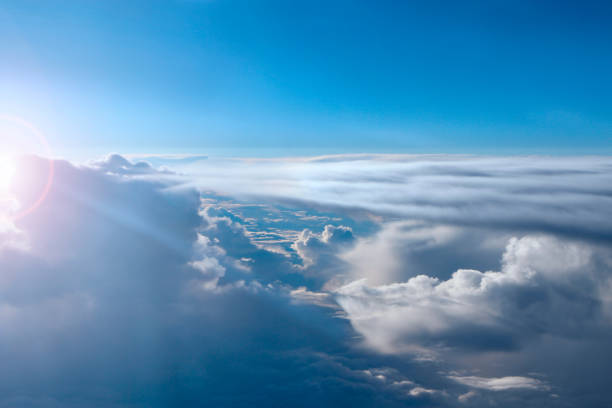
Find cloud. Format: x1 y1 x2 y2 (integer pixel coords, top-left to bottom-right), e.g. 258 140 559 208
2 155 461 407
335 235 610 354
2 153 612 407
340 220 504 285
176 155 612 242
292 224 355 285
448 375 549 391
0 218 27 251
290 287 339 309
91 153 160 175
457 390 477 403
166 154 612 406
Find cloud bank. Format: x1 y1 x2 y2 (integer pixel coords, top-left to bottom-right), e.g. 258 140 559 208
1 154 611 407
176 155 612 241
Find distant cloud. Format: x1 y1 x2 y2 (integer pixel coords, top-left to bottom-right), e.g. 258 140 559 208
449 375 549 391
91 153 160 175
178 155 612 242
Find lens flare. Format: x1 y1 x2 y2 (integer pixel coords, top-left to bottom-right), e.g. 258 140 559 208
0 116 54 220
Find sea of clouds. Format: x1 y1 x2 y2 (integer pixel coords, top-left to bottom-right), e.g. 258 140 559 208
1 153 611 407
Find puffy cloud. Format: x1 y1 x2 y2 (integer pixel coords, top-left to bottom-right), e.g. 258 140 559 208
293 225 355 286
198 204 309 287
335 235 610 354
90 153 160 175
340 220 504 285
190 234 230 289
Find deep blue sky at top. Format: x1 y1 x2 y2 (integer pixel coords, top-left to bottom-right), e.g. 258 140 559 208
0 0 611 156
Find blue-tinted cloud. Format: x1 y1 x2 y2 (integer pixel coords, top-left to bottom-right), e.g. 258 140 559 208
1 154 612 407
0 155 455 407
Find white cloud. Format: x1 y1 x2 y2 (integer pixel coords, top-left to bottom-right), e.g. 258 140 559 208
457 390 477 402
449 375 549 391
293 224 354 268
335 235 609 354
176 155 612 241
289 287 338 309
408 386 437 396
340 220 481 285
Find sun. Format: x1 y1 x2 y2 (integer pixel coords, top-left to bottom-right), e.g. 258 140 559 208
0 156 15 191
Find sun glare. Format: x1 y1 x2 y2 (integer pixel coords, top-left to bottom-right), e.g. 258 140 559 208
0 156 15 191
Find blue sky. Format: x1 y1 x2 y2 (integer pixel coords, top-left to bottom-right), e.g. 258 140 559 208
1 0 611 156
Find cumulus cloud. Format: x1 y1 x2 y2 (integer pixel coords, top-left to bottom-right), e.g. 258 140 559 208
340 220 504 285
91 153 160 175
292 224 355 285
335 235 610 354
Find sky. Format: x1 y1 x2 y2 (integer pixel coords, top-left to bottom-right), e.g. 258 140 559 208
1 2 612 408
1 0 611 157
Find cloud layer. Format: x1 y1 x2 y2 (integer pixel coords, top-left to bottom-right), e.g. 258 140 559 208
176 155 612 241
1 154 611 407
